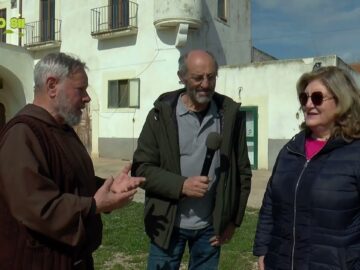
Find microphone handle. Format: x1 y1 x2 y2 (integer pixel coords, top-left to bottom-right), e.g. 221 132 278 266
200 149 215 176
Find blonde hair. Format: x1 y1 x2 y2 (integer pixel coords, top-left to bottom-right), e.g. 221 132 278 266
296 66 360 140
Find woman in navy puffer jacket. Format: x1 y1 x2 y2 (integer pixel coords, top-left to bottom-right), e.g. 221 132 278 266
254 66 360 270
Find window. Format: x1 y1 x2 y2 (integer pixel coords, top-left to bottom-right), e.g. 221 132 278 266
109 0 129 29
0 9 6 43
108 78 140 108
217 0 228 22
40 0 55 41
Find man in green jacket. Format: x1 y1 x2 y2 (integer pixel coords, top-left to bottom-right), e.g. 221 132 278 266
132 50 252 270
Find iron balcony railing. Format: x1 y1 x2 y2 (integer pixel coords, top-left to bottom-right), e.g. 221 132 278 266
91 1 138 35
25 19 61 46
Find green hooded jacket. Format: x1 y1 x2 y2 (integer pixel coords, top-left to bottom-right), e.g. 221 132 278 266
132 89 252 249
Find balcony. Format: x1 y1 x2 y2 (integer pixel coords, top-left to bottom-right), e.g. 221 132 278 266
153 0 201 47
153 0 202 29
24 19 61 51
91 2 138 40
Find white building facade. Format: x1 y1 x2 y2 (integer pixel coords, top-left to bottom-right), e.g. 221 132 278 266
218 55 360 169
0 0 252 158
1 0 359 169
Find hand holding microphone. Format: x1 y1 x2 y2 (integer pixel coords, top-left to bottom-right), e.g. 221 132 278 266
182 175 210 198
182 132 222 198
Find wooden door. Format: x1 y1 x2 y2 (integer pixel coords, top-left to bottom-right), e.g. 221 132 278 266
73 104 92 153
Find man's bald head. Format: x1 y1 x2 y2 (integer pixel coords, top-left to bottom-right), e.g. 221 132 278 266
178 50 218 78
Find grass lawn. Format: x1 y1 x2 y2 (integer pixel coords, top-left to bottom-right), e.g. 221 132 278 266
94 202 258 270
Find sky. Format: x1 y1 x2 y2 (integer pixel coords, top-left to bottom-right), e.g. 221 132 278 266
252 0 360 63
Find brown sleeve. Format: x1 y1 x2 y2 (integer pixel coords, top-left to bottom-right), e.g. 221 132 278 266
0 124 94 247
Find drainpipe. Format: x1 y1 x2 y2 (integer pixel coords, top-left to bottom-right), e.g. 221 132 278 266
18 0 22 46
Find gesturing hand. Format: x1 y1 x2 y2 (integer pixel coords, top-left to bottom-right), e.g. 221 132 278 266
94 163 145 213
110 163 145 193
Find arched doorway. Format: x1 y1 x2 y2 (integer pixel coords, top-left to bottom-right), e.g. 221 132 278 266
0 103 5 130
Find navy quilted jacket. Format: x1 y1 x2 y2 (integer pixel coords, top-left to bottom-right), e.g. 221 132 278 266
254 130 360 270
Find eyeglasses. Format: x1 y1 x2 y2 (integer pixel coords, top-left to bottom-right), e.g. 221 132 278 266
189 73 217 84
298 91 334 106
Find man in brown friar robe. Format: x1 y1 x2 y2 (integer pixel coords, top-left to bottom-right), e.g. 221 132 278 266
0 52 145 270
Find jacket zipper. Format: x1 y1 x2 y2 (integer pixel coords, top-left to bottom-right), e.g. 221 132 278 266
286 134 335 269
291 158 310 270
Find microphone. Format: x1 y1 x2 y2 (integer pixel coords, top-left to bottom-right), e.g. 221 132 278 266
200 132 222 176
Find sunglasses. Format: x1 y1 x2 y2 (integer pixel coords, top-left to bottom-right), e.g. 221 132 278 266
298 91 334 106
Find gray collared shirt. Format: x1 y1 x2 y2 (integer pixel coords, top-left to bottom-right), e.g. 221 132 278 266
175 95 221 229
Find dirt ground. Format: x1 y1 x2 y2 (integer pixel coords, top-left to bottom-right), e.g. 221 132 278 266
92 157 271 208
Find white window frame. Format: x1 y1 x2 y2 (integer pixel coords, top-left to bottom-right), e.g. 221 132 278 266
107 78 140 109
217 0 228 22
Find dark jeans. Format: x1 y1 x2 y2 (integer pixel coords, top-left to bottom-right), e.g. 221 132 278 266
147 225 220 270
